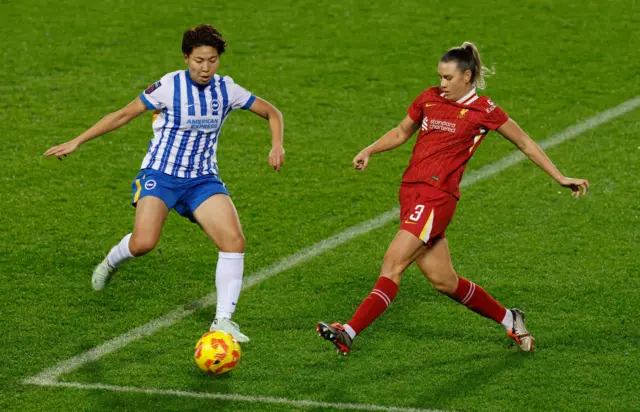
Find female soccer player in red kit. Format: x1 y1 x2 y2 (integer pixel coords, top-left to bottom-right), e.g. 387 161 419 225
317 42 589 355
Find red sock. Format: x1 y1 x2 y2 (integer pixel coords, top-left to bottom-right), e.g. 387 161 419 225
346 276 399 335
450 276 507 324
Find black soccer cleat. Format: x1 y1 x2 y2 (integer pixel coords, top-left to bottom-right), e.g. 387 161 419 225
316 321 352 356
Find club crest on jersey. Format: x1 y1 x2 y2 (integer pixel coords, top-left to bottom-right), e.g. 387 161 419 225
457 109 469 119
145 81 161 94
211 100 220 111
144 180 157 190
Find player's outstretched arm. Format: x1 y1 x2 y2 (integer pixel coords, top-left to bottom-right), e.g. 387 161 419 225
43 97 148 160
248 97 284 172
497 118 590 198
353 115 420 171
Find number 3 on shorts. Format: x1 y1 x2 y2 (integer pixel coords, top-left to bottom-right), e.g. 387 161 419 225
409 204 425 222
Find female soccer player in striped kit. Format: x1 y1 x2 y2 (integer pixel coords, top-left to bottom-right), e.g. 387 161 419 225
44 25 285 342
317 42 589 354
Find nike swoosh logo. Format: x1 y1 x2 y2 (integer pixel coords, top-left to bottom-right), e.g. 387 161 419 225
425 103 436 107
185 103 196 108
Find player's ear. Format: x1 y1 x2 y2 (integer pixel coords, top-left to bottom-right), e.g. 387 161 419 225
464 69 472 85
183 54 189 64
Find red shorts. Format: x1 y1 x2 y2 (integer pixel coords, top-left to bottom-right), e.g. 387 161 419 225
399 183 457 245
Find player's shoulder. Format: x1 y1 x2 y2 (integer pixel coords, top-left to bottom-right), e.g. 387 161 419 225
216 74 236 85
145 70 182 92
412 86 441 103
470 95 500 113
165 70 184 78
158 70 183 83
423 86 442 99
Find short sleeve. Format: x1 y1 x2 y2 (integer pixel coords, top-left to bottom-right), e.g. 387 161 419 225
481 98 509 130
225 77 255 110
139 75 173 110
407 93 424 123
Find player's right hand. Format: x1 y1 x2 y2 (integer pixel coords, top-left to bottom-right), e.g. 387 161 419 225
558 177 590 199
353 150 371 171
44 139 81 160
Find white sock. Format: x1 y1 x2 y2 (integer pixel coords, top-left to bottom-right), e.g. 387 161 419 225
215 252 244 320
344 324 357 340
106 233 134 269
501 309 514 330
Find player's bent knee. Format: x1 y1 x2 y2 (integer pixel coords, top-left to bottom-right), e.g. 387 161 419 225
218 232 245 253
129 236 158 256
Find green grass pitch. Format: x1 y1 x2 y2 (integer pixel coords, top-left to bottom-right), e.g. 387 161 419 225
1 0 639 411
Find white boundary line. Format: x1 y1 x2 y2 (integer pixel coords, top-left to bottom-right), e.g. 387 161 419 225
23 97 640 410
37 381 448 412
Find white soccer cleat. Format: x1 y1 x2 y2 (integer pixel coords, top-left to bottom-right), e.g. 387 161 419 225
91 260 116 291
507 308 535 352
210 318 250 343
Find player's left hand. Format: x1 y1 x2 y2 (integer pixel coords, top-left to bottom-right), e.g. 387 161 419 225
558 177 589 199
269 146 285 172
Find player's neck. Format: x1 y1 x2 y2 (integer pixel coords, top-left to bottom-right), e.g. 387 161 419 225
186 69 211 89
454 87 477 104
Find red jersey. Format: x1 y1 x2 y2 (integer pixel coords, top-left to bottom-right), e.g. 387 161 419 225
403 86 509 198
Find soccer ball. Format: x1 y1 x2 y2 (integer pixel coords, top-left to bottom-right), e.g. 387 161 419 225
194 330 242 375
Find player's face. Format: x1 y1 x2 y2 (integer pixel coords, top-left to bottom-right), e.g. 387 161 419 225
184 46 220 85
438 61 472 101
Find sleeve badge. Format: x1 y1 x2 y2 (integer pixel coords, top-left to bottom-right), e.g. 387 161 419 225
145 81 162 94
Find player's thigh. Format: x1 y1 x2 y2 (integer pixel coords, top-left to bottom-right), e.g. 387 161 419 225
381 229 428 281
414 238 458 293
192 194 245 252
131 195 169 254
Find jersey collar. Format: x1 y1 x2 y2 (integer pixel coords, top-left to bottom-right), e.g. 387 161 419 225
185 70 209 90
456 88 478 105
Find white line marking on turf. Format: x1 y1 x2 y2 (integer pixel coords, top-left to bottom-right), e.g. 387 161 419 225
22 208 398 385
35 381 449 412
23 97 640 407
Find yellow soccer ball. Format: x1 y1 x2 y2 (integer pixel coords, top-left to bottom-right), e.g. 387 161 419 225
194 330 242 375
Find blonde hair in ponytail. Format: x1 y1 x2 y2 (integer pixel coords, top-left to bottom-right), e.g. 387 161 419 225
461 41 494 89
441 41 495 89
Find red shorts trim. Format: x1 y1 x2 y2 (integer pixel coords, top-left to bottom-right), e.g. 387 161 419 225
399 183 457 245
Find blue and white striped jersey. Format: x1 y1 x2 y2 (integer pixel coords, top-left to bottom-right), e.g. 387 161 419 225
138 70 256 178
